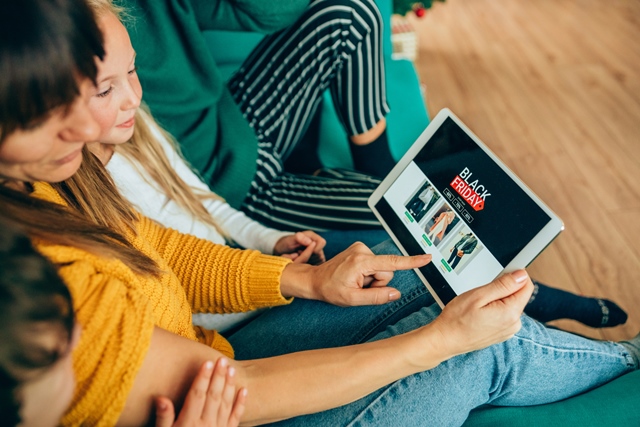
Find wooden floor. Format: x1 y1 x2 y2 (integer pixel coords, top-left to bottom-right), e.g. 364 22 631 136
409 0 640 341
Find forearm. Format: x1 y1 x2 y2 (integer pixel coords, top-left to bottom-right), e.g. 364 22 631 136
207 199 288 254
118 326 448 426
139 216 291 311
236 326 445 425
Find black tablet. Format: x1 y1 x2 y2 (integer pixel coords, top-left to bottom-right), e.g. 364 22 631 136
368 109 564 307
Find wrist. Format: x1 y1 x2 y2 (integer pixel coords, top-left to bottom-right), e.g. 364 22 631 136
279 263 317 300
403 324 452 371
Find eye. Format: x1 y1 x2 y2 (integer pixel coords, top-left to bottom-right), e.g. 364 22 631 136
128 66 138 76
23 110 54 130
96 85 114 98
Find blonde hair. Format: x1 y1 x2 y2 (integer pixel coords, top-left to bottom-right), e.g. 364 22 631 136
115 106 228 238
85 0 124 18
88 0 229 239
1 148 161 277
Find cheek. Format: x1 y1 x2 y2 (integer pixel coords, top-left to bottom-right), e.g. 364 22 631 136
89 101 119 141
0 131 53 165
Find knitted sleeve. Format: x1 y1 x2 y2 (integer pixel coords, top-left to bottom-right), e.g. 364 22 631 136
40 250 155 427
136 215 293 314
187 0 309 33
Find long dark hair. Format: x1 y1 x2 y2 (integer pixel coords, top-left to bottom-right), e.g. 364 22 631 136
0 218 75 426
0 0 161 276
0 0 104 140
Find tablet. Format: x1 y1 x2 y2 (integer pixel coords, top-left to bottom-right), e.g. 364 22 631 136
368 108 564 307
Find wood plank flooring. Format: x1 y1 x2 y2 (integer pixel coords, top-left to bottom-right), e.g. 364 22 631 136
410 0 640 340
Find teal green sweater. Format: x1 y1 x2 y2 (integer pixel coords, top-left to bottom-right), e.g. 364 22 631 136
118 0 309 207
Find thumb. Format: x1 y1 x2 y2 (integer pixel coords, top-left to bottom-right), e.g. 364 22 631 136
154 397 176 427
347 286 401 306
295 231 312 245
476 270 530 307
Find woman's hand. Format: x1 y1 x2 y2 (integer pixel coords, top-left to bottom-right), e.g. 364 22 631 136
280 242 432 306
154 358 247 427
428 270 534 359
273 231 326 264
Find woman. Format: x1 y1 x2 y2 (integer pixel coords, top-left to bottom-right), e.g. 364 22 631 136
0 217 246 427
1 1 638 426
117 0 395 231
427 210 456 244
86 0 626 331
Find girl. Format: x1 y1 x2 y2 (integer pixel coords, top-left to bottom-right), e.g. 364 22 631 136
117 0 395 231
1 1 638 426
85 0 628 331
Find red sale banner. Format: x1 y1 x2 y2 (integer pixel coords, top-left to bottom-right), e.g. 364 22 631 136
450 175 486 211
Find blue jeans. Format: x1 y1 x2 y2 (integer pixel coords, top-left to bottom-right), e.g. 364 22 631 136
227 240 636 426
320 229 390 259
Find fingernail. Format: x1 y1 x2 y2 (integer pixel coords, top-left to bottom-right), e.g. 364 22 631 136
389 291 400 301
205 360 214 370
228 366 236 377
241 388 248 397
157 400 167 411
511 270 528 283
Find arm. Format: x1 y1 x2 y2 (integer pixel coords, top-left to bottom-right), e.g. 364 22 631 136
464 239 478 254
137 215 292 313
118 271 533 426
145 126 291 254
154 359 247 427
187 0 310 33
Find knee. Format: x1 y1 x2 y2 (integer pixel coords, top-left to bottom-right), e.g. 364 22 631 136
310 0 383 35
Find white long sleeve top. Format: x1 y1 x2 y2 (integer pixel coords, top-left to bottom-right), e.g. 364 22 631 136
106 138 288 254
106 124 289 331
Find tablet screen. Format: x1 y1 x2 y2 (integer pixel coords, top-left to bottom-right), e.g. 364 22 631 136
374 117 551 304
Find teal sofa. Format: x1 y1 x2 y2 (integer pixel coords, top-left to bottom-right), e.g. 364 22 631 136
203 0 430 168
201 0 640 424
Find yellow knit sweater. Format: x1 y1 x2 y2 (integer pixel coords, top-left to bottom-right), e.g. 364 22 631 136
31 183 292 426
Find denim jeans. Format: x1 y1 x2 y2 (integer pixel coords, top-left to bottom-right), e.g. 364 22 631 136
227 240 637 426
320 229 390 259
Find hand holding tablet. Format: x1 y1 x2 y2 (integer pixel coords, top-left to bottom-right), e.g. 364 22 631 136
368 109 563 307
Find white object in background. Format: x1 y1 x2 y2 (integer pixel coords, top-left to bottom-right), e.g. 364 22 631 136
391 15 418 62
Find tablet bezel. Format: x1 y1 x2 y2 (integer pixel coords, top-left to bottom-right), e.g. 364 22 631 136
368 108 564 307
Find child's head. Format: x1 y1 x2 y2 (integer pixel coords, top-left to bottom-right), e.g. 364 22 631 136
0 0 104 183
0 218 78 427
87 1 143 146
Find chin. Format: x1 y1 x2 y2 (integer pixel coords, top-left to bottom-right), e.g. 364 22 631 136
46 153 84 183
121 126 135 142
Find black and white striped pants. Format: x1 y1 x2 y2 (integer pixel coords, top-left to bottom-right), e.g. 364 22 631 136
228 0 388 231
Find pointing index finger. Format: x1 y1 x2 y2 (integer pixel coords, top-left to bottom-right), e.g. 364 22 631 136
371 253 432 272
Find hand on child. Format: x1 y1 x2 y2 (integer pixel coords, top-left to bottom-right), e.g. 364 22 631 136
274 231 326 264
428 270 533 359
154 358 247 427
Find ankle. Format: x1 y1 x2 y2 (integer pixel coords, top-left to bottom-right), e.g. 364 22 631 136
349 118 387 145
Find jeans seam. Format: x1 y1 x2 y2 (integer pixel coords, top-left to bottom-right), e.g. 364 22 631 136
350 286 428 345
513 335 637 368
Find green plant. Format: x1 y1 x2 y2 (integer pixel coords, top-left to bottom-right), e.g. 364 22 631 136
393 0 445 17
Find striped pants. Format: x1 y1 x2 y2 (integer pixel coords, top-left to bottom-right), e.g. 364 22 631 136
228 0 388 231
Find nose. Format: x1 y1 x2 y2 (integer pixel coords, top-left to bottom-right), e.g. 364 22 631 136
122 80 142 111
59 98 101 142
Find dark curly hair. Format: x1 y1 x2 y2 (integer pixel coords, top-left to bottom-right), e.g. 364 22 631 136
0 217 75 426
